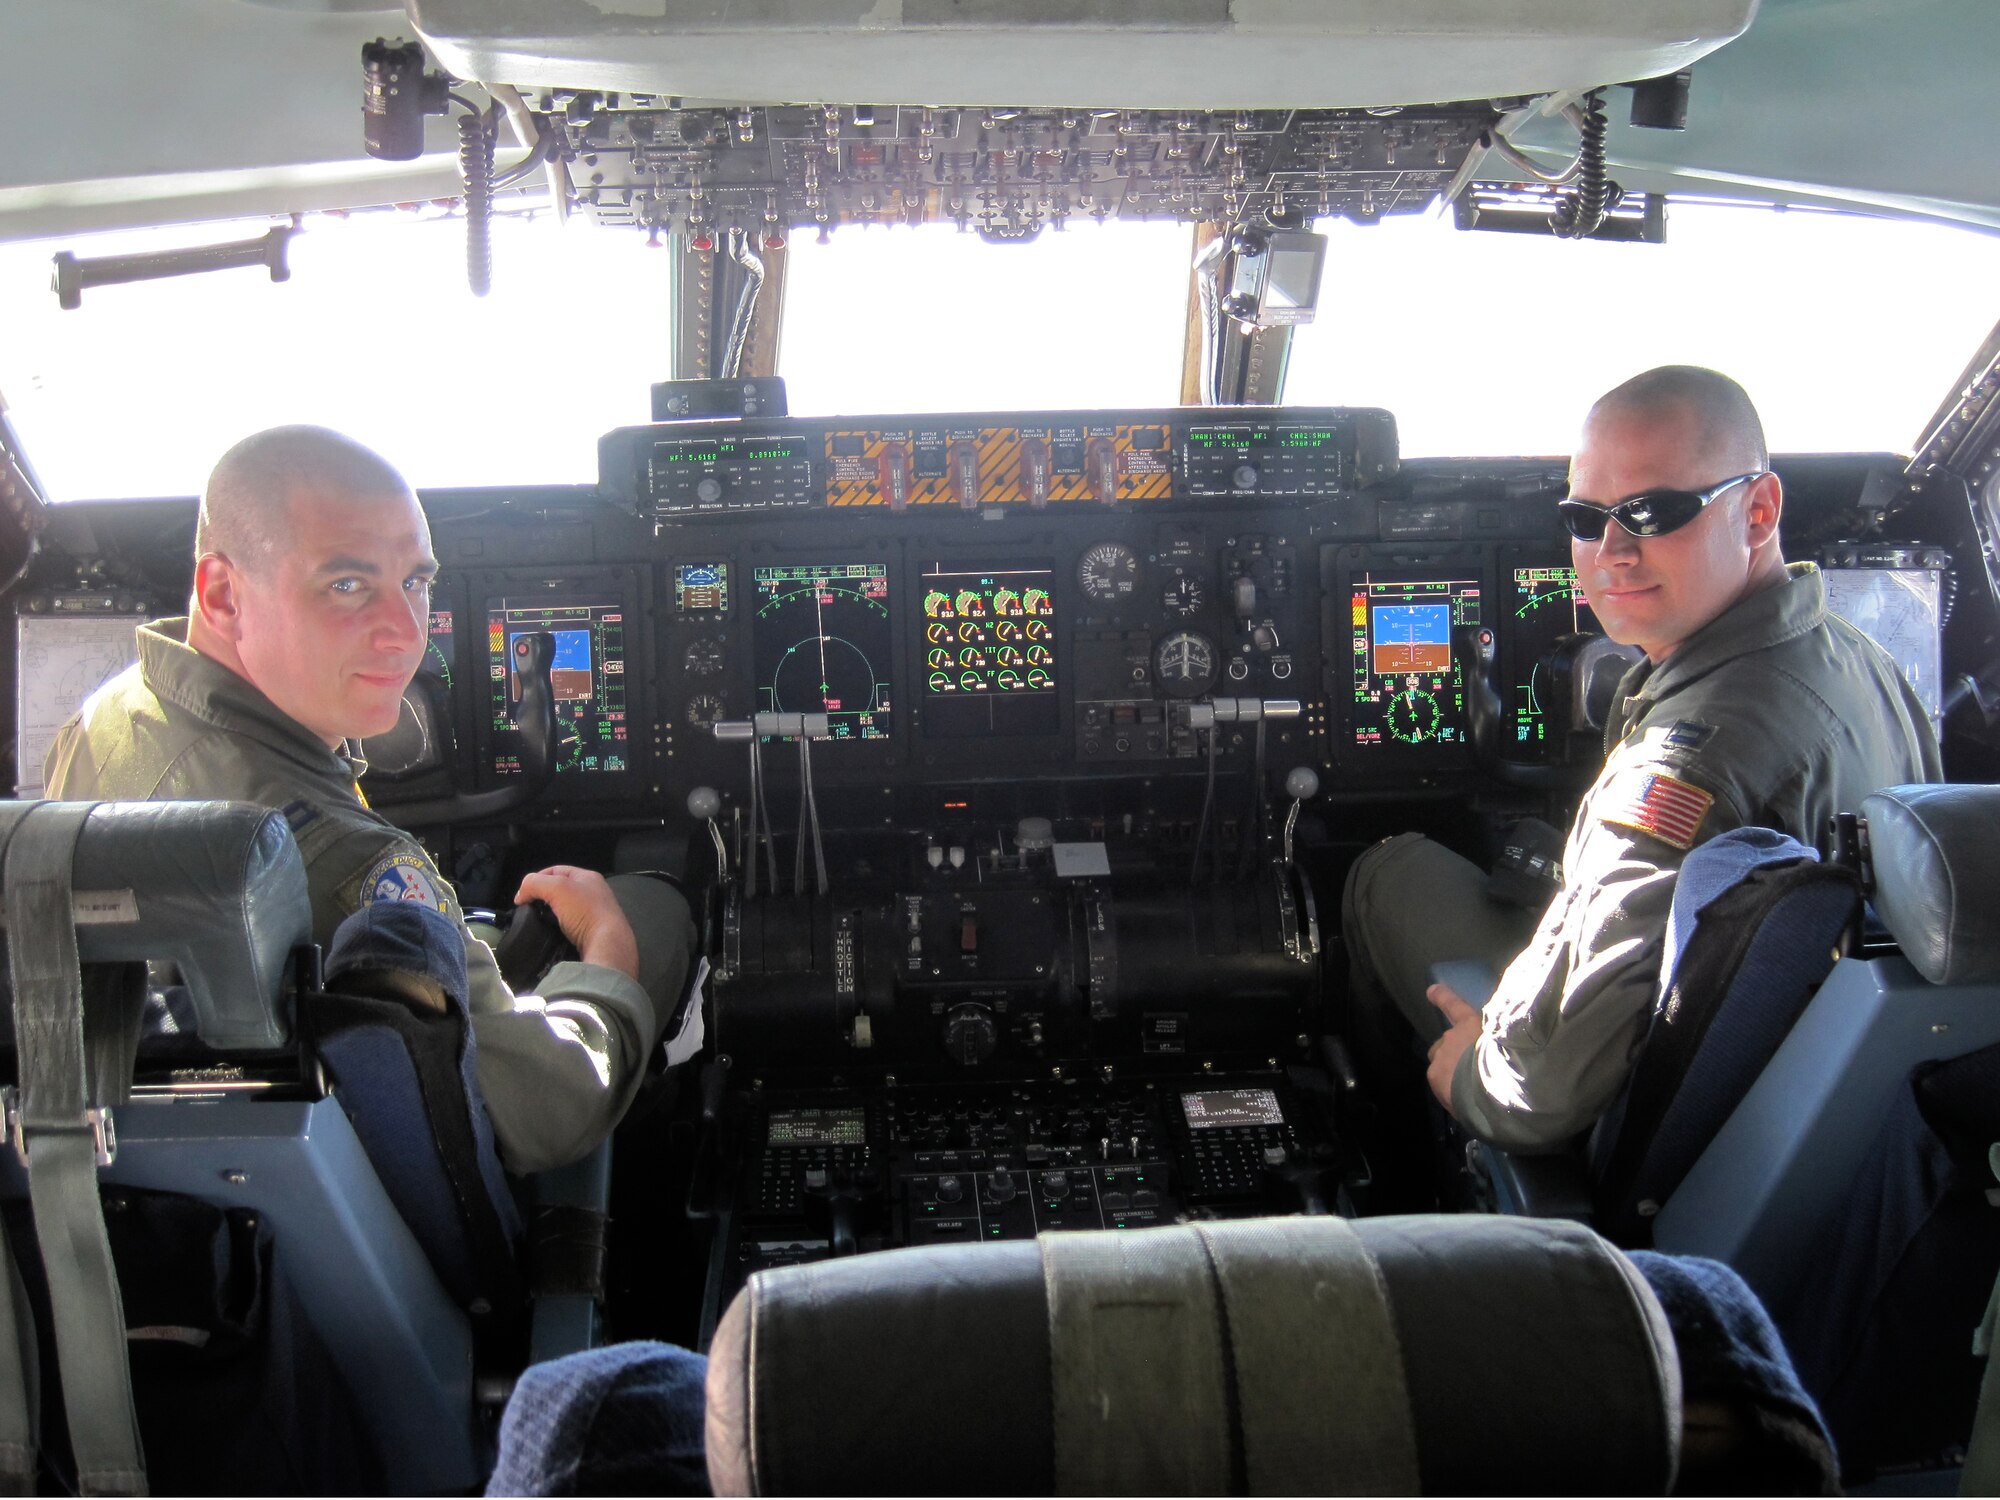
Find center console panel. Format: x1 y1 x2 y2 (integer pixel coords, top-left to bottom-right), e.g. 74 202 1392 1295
702 1067 1354 1340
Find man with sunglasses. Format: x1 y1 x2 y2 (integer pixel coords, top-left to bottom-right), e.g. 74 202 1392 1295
1344 365 1940 1163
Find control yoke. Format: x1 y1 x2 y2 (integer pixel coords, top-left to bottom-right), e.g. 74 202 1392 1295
376 630 560 825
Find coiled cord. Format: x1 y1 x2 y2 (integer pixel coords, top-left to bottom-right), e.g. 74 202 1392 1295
459 106 495 296
1552 90 1613 240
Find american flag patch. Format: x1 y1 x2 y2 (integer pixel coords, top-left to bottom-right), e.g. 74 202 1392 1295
1600 767 1713 851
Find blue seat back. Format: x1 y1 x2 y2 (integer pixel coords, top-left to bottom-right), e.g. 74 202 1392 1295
0 801 488 1491
1654 783 2000 1295
1590 831 1859 1243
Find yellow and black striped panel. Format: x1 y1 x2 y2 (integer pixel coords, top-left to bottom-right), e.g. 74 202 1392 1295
823 423 1175 506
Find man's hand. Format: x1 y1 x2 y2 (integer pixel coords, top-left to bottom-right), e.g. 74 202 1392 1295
1424 982 1483 1117
515 866 641 983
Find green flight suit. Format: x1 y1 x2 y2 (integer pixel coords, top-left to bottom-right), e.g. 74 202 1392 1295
1344 562 1942 1152
43 618 696 1174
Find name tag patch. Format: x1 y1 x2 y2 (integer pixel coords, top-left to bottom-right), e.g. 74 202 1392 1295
1600 767 1714 851
362 851 448 912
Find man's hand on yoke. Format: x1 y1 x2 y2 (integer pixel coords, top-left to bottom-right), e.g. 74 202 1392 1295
1424 982 1482 1117
515 866 641 983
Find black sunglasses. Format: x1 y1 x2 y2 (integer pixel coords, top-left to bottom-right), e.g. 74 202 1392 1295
1558 471 1768 542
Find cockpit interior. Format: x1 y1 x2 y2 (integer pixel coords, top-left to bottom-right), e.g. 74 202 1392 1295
1 0 1999 1494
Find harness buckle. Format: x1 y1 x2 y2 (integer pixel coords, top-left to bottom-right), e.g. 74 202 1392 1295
0 1089 116 1167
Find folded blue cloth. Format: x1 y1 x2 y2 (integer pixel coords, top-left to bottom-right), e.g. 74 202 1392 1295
489 1341 709 1497
1629 1250 1840 1494
325 898 468 1004
1661 828 1815 996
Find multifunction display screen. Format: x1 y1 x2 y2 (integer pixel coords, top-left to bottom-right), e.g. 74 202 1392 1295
1348 573 1481 749
1505 566 1601 750
766 1108 867 1147
487 597 631 775
751 563 893 741
1182 1089 1285 1130
918 561 1058 737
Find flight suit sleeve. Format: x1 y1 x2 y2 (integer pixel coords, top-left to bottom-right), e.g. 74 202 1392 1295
327 833 669 1176
1450 741 1749 1153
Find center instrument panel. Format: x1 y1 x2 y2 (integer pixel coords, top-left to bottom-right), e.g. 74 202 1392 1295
373 406 1598 820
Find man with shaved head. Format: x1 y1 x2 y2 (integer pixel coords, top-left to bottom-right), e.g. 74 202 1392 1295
46 425 697 1174
1343 366 1939 1161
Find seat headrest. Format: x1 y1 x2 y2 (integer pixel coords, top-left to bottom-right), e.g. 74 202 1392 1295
1863 784 2000 985
3 800 310 1049
706 1215 1680 1496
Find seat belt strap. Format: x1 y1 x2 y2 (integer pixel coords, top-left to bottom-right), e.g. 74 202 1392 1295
1042 1227 1231 1496
1963 1169 2000 1497
5 802 147 1497
0 806 42 1496
1194 1217 1421 1495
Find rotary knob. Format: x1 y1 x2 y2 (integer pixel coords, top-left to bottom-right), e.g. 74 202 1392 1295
942 1003 998 1066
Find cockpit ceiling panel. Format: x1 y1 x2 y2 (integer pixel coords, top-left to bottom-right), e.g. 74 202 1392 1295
562 104 1504 236
407 0 1756 110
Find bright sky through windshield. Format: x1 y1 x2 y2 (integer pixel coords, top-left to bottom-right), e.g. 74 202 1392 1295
0 199 1995 500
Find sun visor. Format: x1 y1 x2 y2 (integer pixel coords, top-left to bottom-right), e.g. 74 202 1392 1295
408 0 1757 107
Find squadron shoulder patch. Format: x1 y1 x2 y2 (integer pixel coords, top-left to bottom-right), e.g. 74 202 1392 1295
361 850 449 912
1599 766 1714 851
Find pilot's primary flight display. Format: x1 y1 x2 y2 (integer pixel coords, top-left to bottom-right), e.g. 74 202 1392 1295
752 562 894 740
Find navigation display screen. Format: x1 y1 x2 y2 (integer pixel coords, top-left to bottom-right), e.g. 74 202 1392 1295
423 607 454 687
751 563 893 741
1504 565 1601 751
918 561 1058 737
766 1108 867 1146
1182 1089 1285 1130
487 597 631 775
1348 573 1481 750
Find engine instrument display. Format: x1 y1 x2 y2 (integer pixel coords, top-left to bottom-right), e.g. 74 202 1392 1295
1505 566 1601 749
752 563 894 741
674 562 730 614
918 562 1058 737
1348 573 1481 749
487 597 631 775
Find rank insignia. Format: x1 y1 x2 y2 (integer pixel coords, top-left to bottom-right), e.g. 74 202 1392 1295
1601 767 1714 851
362 851 449 912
